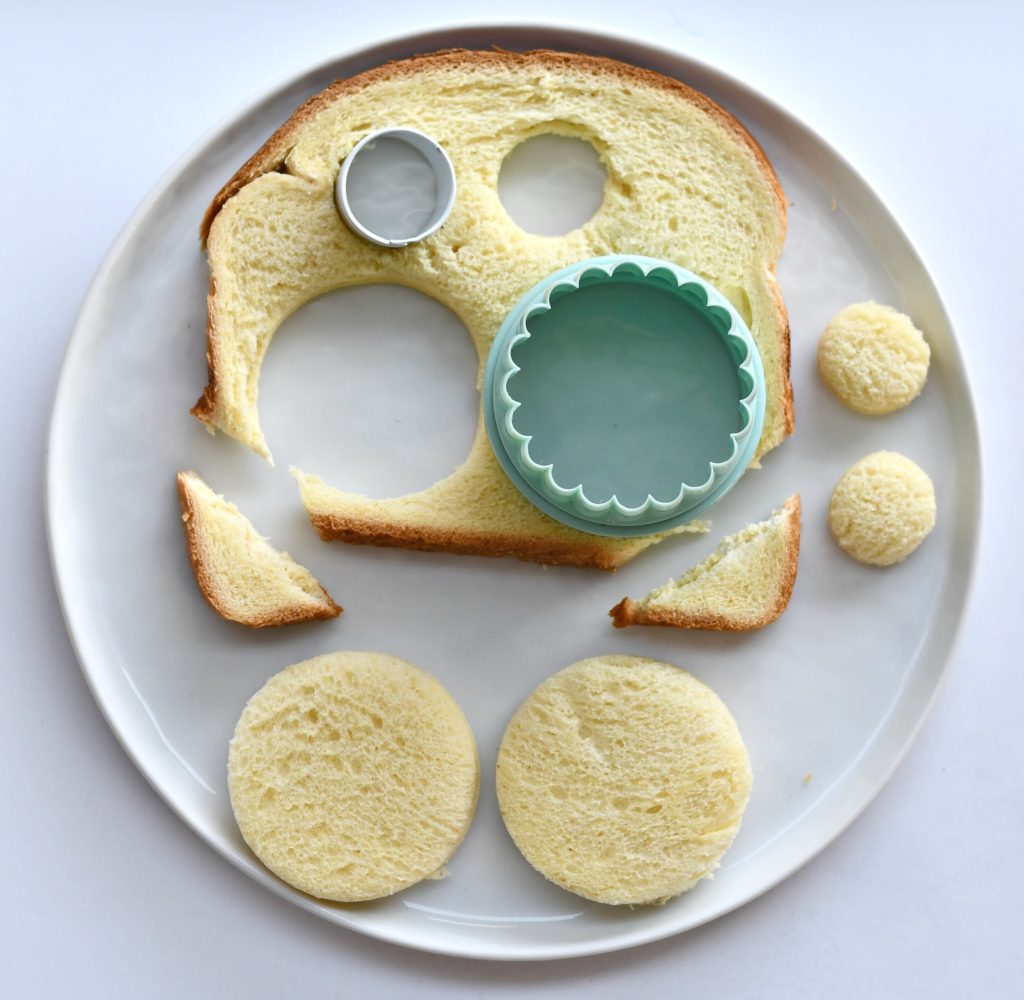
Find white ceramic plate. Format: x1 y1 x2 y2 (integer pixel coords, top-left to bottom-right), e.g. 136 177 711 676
47 24 980 960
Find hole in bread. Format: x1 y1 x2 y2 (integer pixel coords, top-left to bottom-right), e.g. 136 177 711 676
498 133 607 236
260 284 478 498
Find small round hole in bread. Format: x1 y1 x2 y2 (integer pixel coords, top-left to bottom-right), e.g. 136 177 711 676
498 132 607 236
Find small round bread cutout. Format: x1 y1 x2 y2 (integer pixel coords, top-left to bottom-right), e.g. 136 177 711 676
496 655 752 905
228 652 479 902
335 128 457 247
817 301 930 414
828 451 936 566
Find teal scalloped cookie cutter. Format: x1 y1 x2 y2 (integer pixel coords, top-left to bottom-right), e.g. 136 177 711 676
483 255 766 538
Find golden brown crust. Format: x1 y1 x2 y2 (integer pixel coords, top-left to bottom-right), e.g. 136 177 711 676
190 276 219 423
768 273 795 442
176 472 342 627
199 47 788 246
609 495 801 630
308 509 648 571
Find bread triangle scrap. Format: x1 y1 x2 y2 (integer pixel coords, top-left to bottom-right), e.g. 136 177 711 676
177 470 341 627
610 494 800 631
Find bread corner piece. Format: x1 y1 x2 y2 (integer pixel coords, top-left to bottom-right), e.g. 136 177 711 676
610 494 800 631
177 470 341 627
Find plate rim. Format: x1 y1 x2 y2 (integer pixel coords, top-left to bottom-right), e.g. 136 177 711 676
45 17 983 961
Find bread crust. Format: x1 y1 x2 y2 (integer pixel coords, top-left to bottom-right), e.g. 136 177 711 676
190 276 220 424
177 472 342 627
609 494 800 630
199 47 787 247
765 270 795 448
308 508 652 571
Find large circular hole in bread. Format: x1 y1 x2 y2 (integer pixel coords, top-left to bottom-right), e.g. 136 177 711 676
260 284 478 497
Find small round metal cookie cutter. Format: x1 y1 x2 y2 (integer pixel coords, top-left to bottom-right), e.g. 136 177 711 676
335 127 457 248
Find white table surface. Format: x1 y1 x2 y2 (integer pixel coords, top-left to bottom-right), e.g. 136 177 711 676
2 2 1020 996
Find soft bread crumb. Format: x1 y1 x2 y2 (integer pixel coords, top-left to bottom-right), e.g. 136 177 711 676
817 301 930 415
176 470 340 627
610 495 800 630
195 49 792 569
228 652 479 902
828 451 936 566
496 655 752 906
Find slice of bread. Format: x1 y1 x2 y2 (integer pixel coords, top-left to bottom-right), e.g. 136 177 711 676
177 470 341 627
611 494 800 630
195 49 792 568
229 652 479 902
496 655 752 905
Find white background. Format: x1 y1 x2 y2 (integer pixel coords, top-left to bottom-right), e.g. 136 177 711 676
2 1 1020 997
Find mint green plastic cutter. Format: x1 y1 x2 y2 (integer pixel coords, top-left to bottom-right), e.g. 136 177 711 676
483 255 765 537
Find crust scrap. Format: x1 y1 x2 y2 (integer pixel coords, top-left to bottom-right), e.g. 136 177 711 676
177 471 341 627
610 495 801 631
